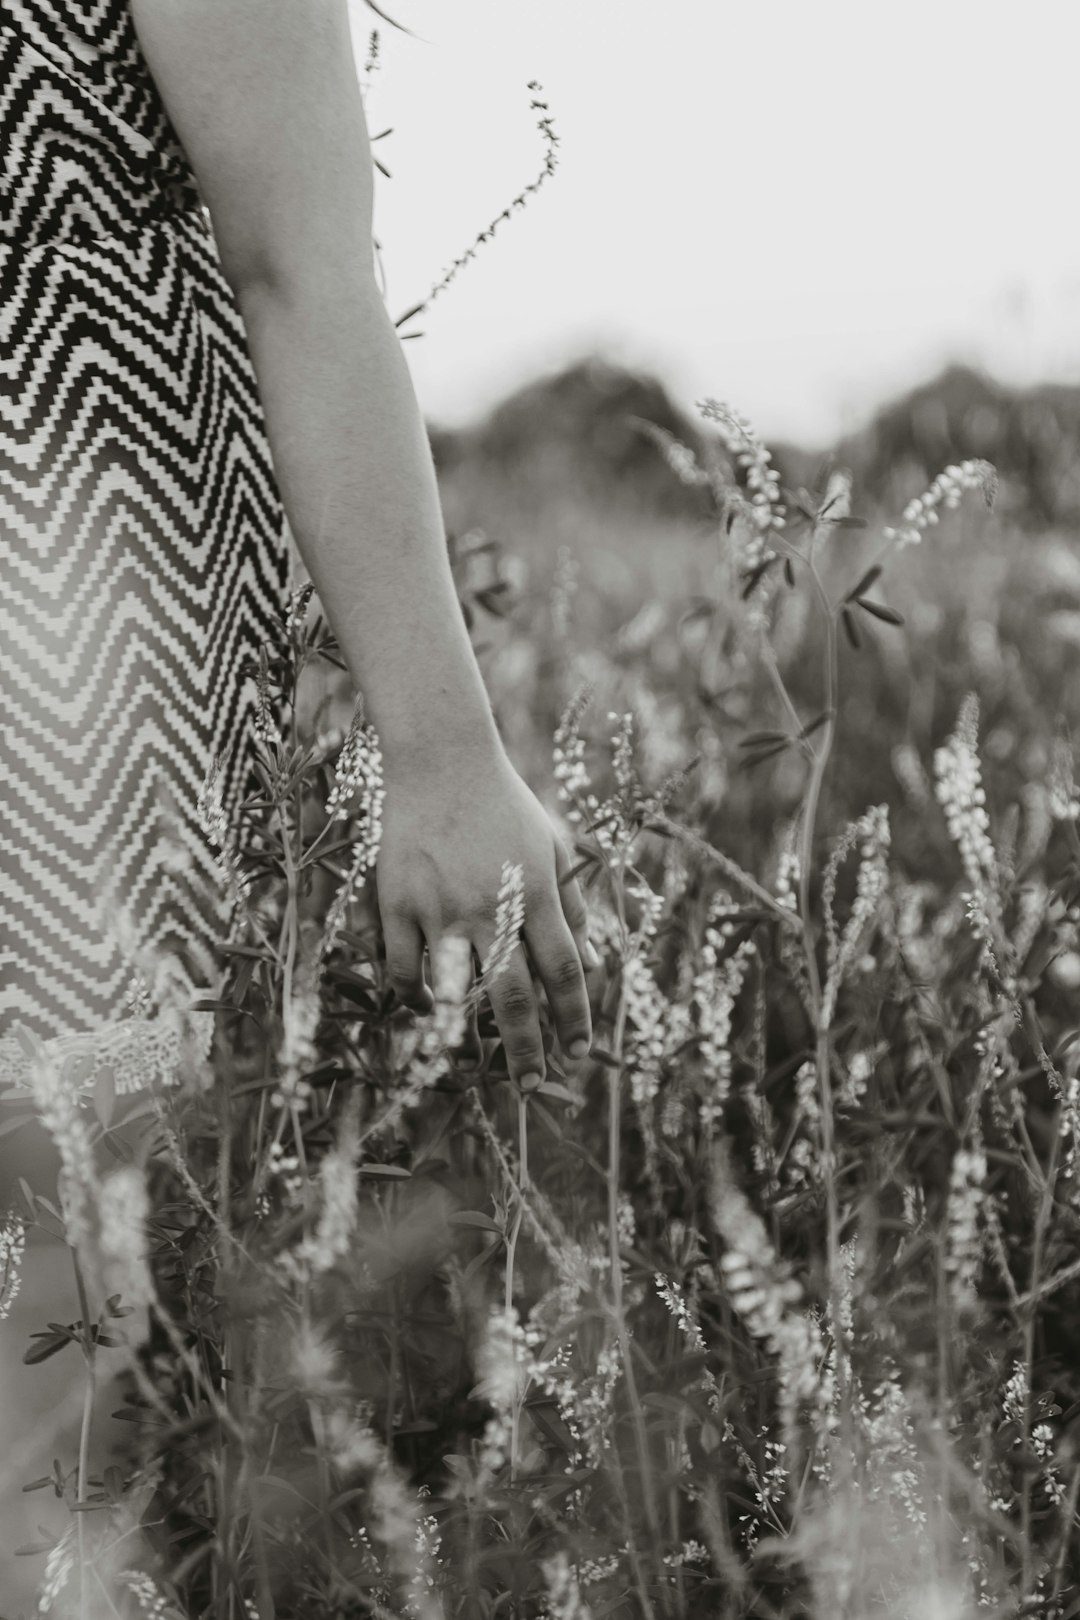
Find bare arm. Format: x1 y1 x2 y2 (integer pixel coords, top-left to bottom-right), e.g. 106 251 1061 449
131 0 492 771
131 0 595 1079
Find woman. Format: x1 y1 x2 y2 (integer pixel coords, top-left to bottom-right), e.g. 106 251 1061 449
0 0 596 1083
0 0 594 1584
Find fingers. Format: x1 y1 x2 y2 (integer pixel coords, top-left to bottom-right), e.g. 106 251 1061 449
382 909 433 1014
478 936 548 1086
554 837 600 973
525 900 593 1066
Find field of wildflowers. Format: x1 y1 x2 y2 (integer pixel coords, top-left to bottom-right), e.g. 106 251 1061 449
4 393 1080 1619
4 55 1080 1620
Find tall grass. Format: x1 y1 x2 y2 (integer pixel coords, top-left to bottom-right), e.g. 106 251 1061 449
4 49 1080 1620
5 411 1080 1618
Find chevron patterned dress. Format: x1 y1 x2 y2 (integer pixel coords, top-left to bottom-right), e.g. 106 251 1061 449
0 0 290 1088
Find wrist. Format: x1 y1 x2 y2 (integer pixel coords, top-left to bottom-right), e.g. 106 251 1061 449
373 690 504 780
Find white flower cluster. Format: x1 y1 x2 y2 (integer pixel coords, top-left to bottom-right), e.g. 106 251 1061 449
115 1570 179 1619
655 1272 707 1353
1002 1360 1027 1428
553 687 643 861
709 1145 824 1438
620 880 693 1109
37 1525 76 1615
693 892 756 1127
622 952 672 1105
944 1145 987 1312
821 804 891 1026
0 1209 26 1321
480 860 526 986
883 458 997 547
632 418 712 491
263 1139 303 1206
697 398 786 568
862 1369 928 1530
97 1165 154 1316
775 845 800 912
934 695 998 896
609 709 637 804
472 1304 535 1483
794 1059 819 1127
326 700 386 842
1031 1423 1068 1507
252 653 282 748
539 1550 592 1620
553 683 596 812
406 933 474 1092
24 1035 98 1248
317 706 385 961
288 1101 360 1280
196 752 250 911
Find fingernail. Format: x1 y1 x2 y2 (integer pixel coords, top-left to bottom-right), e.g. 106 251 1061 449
568 1037 590 1060
583 939 600 969
520 1072 544 1092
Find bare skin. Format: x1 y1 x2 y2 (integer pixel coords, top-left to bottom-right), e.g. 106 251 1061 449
130 0 594 1082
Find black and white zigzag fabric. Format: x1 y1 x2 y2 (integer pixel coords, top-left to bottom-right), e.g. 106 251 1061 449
0 0 290 1070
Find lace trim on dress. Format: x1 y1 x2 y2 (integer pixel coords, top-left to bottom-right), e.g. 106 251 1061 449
0 986 218 1097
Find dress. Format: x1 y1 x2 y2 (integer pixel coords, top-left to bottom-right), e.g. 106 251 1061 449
0 0 291 1086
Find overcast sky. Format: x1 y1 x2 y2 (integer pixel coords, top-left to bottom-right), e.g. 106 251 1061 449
348 0 1080 448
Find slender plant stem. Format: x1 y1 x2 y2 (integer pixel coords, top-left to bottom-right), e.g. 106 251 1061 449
607 977 665 1610
505 1088 529 1480
649 814 802 932
72 1250 97 1605
795 551 853 1475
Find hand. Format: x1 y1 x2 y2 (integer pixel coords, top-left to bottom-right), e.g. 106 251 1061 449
373 739 597 1084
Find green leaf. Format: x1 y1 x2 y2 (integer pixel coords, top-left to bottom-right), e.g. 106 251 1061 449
23 1333 74 1366
740 739 790 769
841 606 862 650
799 712 830 740
589 1047 621 1070
536 1081 578 1106
357 1164 411 1179
448 1211 503 1235
855 596 905 626
846 563 882 601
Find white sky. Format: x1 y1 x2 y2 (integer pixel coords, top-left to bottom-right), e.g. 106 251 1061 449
349 0 1080 447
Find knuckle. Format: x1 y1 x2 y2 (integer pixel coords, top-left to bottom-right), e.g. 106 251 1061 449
381 890 417 922
497 983 535 1024
386 956 420 990
549 953 585 994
